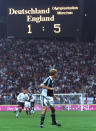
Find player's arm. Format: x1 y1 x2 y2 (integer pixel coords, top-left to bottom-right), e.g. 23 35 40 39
54 95 58 100
40 84 55 90
53 91 58 100
17 94 21 101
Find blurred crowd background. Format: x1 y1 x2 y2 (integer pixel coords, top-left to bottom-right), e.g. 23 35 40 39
0 39 96 104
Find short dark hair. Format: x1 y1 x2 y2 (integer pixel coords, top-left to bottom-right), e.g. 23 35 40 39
49 69 57 76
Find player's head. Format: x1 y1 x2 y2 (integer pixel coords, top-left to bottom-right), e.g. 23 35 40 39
49 69 57 79
23 90 28 94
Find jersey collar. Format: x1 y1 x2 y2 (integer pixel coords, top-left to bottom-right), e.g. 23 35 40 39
49 76 53 80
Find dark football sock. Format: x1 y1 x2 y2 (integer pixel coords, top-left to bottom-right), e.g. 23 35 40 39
51 113 56 123
26 110 28 115
40 114 45 125
29 109 31 114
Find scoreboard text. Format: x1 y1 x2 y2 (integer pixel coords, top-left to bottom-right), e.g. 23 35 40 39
7 5 80 38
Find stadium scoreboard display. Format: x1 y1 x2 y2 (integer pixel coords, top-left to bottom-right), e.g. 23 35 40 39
7 1 82 38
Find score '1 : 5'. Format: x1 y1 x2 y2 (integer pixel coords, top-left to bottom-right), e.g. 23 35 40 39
27 24 61 34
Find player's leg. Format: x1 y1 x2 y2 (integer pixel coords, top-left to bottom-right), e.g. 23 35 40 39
50 106 56 124
28 102 31 115
40 95 47 128
49 97 61 127
16 107 22 118
25 107 29 115
25 101 29 115
30 105 32 114
50 106 61 126
40 106 47 128
31 102 35 114
16 103 23 118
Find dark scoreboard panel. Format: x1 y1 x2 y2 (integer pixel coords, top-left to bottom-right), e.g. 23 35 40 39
7 1 81 38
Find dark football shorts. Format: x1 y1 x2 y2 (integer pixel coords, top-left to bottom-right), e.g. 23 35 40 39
18 102 25 109
31 102 34 107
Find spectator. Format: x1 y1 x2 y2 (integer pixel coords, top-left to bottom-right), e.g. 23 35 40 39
0 39 96 104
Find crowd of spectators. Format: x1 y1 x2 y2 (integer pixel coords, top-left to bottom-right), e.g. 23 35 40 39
0 38 96 104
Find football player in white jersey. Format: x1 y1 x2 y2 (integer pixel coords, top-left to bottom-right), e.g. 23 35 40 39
40 69 61 128
16 90 28 118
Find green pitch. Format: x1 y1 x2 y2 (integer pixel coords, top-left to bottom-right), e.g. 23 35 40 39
0 111 96 131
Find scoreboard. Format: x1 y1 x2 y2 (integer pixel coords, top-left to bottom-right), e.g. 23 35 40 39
7 1 82 38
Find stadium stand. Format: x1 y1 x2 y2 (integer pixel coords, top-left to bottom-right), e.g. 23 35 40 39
0 39 96 104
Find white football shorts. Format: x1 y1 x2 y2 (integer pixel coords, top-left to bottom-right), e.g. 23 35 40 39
25 101 31 108
40 95 54 107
